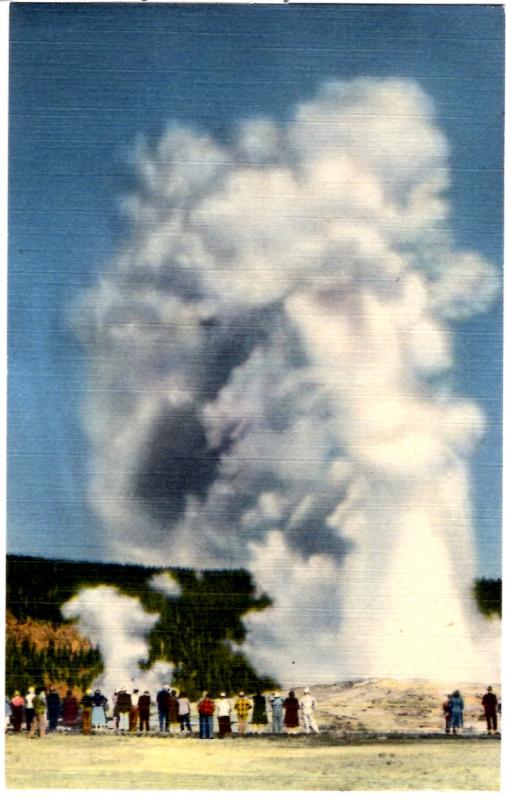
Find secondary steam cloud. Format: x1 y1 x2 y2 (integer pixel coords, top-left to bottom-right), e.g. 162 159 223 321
74 79 500 684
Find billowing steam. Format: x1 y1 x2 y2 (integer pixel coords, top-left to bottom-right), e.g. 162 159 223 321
73 78 500 684
62 586 173 699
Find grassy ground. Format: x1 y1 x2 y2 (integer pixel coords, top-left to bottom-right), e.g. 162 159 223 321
5 734 501 790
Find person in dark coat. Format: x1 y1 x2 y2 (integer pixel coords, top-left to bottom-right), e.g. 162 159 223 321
62 689 79 728
482 686 499 734
283 690 300 733
157 685 170 732
138 691 151 733
252 689 268 733
116 689 132 733
46 686 61 732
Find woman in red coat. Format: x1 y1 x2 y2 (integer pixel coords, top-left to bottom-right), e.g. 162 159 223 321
283 690 300 733
63 689 79 727
10 691 25 732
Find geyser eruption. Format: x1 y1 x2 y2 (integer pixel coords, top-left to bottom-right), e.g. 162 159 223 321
62 586 174 699
74 78 500 685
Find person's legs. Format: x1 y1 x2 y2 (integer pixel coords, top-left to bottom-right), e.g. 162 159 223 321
25 709 34 732
82 709 91 734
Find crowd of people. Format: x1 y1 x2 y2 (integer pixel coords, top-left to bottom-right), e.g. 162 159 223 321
5 684 500 738
5 685 319 738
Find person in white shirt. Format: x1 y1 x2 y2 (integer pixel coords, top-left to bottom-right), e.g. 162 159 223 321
25 686 36 732
299 687 319 733
216 692 232 738
177 691 192 734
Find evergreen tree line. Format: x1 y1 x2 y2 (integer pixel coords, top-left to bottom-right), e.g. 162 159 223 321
5 637 103 696
6 555 276 699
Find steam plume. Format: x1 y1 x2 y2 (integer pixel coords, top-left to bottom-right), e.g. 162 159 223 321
62 586 173 698
74 79 500 684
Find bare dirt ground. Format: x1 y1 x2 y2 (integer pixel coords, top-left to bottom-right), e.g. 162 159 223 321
5 735 500 790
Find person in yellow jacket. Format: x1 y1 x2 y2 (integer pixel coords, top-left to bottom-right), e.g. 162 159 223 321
234 691 252 735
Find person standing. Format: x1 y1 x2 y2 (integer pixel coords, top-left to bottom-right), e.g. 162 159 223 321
178 691 192 734
216 692 232 738
62 689 79 728
442 694 452 734
234 691 252 736
5 697 11 731
91 689 108 729
482 686 499 735
28 688 47 738
46 686 61 733
138 690 152 733
252 689 268 733
450 690 464 735
157 684 170 733
283 690 300 734
129 689 140 732
197 692 215 739
299 688 319 733
80 689 94 735
270 692 284 734
10 691 25 733
168 689 180 733
25 686 36 733
116 688 132 733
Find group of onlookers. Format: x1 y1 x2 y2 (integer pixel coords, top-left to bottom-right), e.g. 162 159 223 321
193 687 318 738
442 687 500 735
6 684 501 738
5 684 320 737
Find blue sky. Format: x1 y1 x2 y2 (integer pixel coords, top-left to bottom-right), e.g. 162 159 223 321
7 2 503 575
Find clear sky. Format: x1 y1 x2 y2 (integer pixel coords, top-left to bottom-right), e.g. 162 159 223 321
7 2 503 576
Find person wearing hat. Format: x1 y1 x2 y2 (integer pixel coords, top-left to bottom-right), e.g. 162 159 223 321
216 692 232 738
270 692 284 734
234 691 252 736
481 687 499 735
299 687 319 733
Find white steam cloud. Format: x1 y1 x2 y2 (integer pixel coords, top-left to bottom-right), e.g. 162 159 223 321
74 78 500 685
62 586 173 699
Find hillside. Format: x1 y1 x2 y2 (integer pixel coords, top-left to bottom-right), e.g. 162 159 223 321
300 678 501 735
